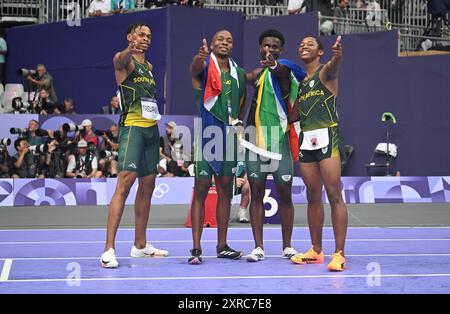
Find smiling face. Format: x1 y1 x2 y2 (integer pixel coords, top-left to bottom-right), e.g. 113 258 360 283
298 37 324 62
260 36 283 60
211 30 233 58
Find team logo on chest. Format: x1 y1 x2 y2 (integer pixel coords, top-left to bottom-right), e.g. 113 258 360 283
309 80 315 88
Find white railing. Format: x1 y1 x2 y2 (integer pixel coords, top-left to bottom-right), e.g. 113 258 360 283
0 0 41 23
2 0 449 52
203 0 288 19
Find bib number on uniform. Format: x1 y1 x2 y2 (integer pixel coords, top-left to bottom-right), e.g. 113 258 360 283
300 127 329 150
141 97 161 120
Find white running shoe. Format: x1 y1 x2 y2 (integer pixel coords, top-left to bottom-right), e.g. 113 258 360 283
246 247 265 262
282 247 298 259
237 207 250 223
130 243 169 258
101 248 119 268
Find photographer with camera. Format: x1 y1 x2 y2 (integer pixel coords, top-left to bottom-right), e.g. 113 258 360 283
20 64 57 103
98 124 119 178
0 138 11 178
46 124 77 178
66 140 102 178
11 138 44 179
77 119 99 147
33 89 58 114
11 119 45 146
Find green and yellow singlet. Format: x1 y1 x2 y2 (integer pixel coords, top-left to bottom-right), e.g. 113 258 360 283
297 65 339 132
118 57 157 127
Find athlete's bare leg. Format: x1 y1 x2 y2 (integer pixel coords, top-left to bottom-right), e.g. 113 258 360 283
104 170 138 251
191 178 212 250
215 175 234 248
300 162 324 254
133 174 156 249
319 156 348 255
248 178 267 249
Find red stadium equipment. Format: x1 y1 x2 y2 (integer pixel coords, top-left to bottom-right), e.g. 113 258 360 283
185 186 218 227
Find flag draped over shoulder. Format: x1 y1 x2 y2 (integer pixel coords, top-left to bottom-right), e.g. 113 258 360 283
198 53 243 175
242 59 306 160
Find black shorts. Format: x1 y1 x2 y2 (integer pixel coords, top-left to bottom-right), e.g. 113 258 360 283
299 126 341 163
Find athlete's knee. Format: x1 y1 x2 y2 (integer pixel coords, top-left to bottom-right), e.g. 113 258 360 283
327 190 344 207
250 181 265 200
277 185 292 203
306 188 323 205
194 182 210 200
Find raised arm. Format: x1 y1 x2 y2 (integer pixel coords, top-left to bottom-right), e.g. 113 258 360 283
260 47 291 80
113 40 142 71
319 36 343 95
190 38 210 78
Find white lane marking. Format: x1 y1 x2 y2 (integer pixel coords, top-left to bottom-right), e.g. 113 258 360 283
0 226 449 232
1 238 450 245
1 253 450 261
2 273 450 283
0 259 13 281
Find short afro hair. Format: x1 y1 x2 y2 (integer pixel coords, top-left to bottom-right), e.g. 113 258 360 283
259 29 285 47
127 22 151 35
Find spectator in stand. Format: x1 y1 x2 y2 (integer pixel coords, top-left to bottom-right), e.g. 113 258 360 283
288 0 305 15
101 95 121 114
60 98 76 114
333 0 350 35
88 0 112 17
111 0 135 13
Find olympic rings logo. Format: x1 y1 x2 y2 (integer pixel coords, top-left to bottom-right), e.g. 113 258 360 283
153 183 170 198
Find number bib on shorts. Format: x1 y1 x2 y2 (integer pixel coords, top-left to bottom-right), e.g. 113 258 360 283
141 97 161 120
300 127 329 150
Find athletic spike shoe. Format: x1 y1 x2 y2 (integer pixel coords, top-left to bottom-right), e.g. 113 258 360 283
327 251 346 272
246 247 265 262
130 243 169 257
282 247 298 259
101 248 119 268
216 245 244 259
188 248 203 265
291 247 325 264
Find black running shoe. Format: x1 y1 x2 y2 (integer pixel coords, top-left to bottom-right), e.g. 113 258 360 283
188 248 203 265
216 245 244 259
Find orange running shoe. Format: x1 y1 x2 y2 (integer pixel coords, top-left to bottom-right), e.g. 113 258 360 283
290 247 325 264
327 251 346 271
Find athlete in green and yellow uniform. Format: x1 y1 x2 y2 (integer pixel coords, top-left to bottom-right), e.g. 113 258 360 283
289 36 348 272
297 63 340 162
101 22 168 269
